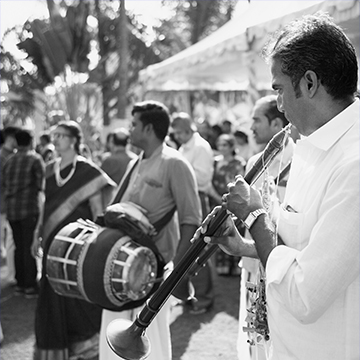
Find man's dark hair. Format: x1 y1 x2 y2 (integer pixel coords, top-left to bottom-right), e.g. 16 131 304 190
233 130 249 144
106 131 115 144
2 126 19 140
263 13 358 100
15 129 34 147
113 128 130 147
40 132 51 144
131 100 170 141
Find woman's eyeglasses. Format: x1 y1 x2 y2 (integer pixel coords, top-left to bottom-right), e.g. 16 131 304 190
216 143 230 148
52 133 72 140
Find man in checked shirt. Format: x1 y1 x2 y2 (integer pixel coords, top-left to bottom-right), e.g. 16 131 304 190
3 128 45 298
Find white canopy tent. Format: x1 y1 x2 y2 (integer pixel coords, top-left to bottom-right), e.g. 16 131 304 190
139 0 360 94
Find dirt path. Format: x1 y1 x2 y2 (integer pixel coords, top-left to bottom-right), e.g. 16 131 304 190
1 264 241 360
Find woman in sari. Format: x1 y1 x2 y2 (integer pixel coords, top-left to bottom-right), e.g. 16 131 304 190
32 120 116 360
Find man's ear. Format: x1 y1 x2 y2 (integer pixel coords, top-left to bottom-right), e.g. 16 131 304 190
144 123 153 134
302 70 319 98
271 117 283 131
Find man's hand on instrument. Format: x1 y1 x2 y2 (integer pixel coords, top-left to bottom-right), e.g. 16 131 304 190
192 204 259 259
193 206 235 241
163 261 174 281
223 175 264 221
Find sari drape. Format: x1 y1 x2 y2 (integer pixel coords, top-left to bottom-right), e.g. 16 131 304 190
34 156 115 360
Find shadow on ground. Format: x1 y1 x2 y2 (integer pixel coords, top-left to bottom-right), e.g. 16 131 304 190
1 259 241 360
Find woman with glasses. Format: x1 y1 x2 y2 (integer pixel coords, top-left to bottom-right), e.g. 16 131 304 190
32 120 116 360
208 134 246 276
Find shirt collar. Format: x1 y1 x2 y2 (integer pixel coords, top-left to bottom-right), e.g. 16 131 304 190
305 98 359 151
282 137 295 162
181 132 197 150
140 143 164 161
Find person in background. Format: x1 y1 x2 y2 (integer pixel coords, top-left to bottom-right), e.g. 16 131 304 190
101 127 137 185
79 142 93 160
99 100 202 360
208 124 223 150
196 119 212 146
221 119 233 134
237 94 295 360
171 112 215 314
207 133 246 276
248 94 295 200
171 112 214 220
0 126 18 285
3 128 45 298
203 13 359 360
32 120 116 360
0 126 19 346
101 131 115 163
233 129 253 163
38 131 55 163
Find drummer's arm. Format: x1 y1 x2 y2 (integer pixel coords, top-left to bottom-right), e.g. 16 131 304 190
173 224 198 265
89 191 104 220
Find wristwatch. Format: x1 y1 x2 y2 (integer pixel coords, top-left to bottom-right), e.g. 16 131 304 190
242 208 267 230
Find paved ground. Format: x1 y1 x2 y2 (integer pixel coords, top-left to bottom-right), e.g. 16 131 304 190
1 256 241 360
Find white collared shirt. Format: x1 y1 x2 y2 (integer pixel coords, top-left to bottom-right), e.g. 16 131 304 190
178 132 214 192
267 99 360 360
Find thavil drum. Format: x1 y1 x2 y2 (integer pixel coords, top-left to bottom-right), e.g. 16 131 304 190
46 219 159 311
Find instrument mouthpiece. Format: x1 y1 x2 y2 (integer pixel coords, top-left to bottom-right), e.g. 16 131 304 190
284 123 292 134
244 124 292 185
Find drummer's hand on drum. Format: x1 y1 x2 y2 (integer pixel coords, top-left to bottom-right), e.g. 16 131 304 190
223 175 263 221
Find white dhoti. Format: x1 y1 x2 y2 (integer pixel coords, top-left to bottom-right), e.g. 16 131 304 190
100 300 172 360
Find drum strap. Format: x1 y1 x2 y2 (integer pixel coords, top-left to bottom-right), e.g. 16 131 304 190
152 206 177 234
111 158 140 204
110 157 177 235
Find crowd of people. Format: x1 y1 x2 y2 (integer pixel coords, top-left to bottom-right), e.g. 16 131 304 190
0 12 358 360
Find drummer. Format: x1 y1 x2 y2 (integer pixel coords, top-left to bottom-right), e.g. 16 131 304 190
99 100 203 360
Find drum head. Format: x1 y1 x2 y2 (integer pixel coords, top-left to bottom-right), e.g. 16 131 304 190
126 247 158 299
110 241 158 301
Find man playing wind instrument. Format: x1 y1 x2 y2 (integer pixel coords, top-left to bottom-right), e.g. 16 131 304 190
200 13 359 360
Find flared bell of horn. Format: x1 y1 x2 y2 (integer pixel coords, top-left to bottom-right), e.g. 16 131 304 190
106 319 150 360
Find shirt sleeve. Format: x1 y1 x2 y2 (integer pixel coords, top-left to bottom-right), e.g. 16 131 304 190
33 156 46 191
266 159 359 324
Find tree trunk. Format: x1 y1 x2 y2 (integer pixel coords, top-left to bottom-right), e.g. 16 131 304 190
191 1 212 44
95 0 111 126
117 0 128 119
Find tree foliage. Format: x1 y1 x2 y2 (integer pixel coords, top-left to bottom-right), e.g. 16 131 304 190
151 0 237 59
89 0 163 123
1 0 237 125
17 0 92 85
1 0 93 124
0 42 41 123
